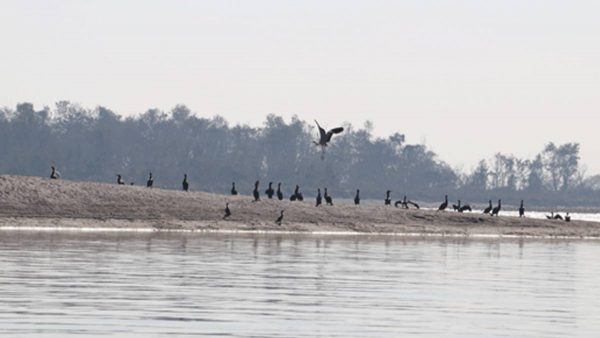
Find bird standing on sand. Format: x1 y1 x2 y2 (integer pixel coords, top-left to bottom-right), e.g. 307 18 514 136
407 199 420 209
290 185 303 201
491 199 501 216
519 200 525 217
231 182 238 195
50 166 60 179
385 190 392 206
275 210 284 225
315 188 322 207
146 172 154 188
395 196 408 209
354 189 360 205
324 188 333 206
265 182 275 199
276 183 283 200
458 203 472 212
483 200 492 214
223 203 231 219
117 174 125 185
314 120 344 160
438 195 448 211
182 174 189 191
565 213 571 222
253 180 260 201
452 200 461 211
553 213 564 220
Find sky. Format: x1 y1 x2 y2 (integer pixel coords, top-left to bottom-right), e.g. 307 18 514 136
1 0 599 174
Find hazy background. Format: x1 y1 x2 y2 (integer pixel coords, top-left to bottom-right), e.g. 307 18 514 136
1 0 599 173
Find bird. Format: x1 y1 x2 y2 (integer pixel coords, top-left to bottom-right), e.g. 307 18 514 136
354 189 360 205
290 185 303 201
116 174 125 185
231 182 238 195
519 200 525 217
314 120 344 159
276 183 283 200
395 196 409 209
407 199 420 209
452 200 462 211
182 174 189 191
438 195 448 211
324 188 333 205
265 182 275 199
483 200 493 214
50 166 60 179
458 203 472 212
275 210 284 225
565 213 571 222
546 212 554 220
146 172 154 188
491 199 502 216
385 190 392 206
223 203 231 219
315 188 322 207
253 180 260 201
553 213 564 220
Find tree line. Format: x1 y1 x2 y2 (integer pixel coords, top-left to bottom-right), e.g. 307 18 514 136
1 102 598 207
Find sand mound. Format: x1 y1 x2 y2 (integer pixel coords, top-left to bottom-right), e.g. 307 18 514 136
1 175 599 237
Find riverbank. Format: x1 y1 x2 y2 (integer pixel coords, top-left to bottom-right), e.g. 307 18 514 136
1 175 599 237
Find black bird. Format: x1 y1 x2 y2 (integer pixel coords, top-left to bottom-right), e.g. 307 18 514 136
483 200 493 214
276 183 283 200
546 212 554 220
315 188 322 207
146 172 154 188
452 200 461 211
50 166 60 179
253 180 260 201
354 189 360 205
275 210 284 225
290 185 303 201
438 195 448 211
231 182 238 195
491 199 502 216
395 196 409 209
565 213 571 222
459 203 472 212
407 199 420 209
314 120 344 159
519 200 525 217
223 203 231 219
182 174 189 191
385 190 392 206
116 174 125 185
324 188 333 205
553 213 564 220
265 182 275 199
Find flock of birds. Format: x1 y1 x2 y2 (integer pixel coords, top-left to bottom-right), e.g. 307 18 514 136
47 120 572 225
50 166 573 225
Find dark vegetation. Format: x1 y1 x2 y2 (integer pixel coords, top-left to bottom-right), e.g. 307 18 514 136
1 102 598 207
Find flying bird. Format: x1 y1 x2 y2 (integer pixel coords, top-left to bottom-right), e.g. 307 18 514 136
314 120 344 159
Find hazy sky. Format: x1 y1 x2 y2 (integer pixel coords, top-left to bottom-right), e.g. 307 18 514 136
1 0 599 173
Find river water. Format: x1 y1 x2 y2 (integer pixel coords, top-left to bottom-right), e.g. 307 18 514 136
0 231 599 337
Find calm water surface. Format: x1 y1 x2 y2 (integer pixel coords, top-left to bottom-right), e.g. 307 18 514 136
0 231 599 337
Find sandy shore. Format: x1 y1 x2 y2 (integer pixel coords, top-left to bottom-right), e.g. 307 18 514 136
1 175 599 238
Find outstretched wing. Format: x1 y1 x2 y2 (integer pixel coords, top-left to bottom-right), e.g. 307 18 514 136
314 120 326 141
325 127 344 142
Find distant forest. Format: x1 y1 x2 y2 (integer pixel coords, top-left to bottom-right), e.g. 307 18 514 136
1 102 599 207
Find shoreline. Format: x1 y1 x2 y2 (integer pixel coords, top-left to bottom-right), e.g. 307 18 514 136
2 175 600 239
1 215 599 240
